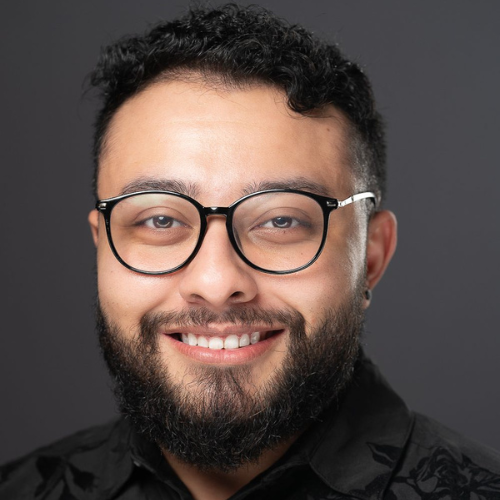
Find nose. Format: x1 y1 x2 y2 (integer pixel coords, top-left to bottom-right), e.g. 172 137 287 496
178 218 258 309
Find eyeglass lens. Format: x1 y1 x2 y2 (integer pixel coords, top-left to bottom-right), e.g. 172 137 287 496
109 192 325 273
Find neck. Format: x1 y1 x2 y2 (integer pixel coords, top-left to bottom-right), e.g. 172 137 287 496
162 436 298 500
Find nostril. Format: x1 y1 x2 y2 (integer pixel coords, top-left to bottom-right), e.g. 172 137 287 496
227 291 248 304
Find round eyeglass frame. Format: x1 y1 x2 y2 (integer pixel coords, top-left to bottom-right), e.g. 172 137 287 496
95 189 376 275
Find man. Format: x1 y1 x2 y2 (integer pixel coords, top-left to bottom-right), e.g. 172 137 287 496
1 4 499 499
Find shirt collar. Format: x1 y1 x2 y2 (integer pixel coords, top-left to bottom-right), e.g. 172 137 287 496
305 354 414 499
91 419 135 500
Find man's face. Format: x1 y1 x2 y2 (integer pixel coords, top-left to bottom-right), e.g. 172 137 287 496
89 80 381 468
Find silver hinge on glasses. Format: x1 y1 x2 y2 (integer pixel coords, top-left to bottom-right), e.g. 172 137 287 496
98 202 107 210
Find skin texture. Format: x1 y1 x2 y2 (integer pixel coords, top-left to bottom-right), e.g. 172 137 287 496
88 80 397 500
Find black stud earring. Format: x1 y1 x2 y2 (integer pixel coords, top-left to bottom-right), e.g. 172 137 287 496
364 289 372 301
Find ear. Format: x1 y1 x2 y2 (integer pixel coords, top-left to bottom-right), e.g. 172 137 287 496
88 209 99 247
365 210 397 292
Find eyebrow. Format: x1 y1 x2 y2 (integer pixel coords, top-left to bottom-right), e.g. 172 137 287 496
118 175 332 200
119 178 200 198
242 178 331 197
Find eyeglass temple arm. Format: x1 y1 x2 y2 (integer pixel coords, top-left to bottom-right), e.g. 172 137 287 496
337 191 376 208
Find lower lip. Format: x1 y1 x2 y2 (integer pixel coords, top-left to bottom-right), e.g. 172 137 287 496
162 330 285 365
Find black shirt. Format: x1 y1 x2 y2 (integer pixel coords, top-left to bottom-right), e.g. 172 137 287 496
2 357 500 499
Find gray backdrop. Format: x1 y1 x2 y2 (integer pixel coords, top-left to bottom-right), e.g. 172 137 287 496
1 1 499 464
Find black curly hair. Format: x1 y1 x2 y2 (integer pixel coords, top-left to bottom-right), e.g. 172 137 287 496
90 3 386 203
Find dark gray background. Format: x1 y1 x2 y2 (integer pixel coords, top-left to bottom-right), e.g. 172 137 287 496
1 1 499 464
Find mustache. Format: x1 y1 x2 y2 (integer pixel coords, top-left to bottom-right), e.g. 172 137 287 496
139 306 306 331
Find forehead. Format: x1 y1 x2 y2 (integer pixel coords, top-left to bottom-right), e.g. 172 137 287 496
98 80 355 202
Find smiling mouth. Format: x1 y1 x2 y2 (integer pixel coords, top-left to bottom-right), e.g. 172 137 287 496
168 330 282 350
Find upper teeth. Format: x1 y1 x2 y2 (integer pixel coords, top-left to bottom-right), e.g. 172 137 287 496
181 332 261 349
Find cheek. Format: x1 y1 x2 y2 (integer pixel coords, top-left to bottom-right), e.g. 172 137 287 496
96 241 181 334
271 232 366 327
266 256 350 328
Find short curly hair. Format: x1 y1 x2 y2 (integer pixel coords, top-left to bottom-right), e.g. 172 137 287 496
90 3 386 203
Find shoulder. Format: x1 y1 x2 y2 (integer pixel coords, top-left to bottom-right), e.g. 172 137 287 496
411 413 500 468
388 412 500 498
0 419 132 500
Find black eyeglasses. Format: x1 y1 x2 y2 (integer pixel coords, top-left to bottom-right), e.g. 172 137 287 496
96 189 376 275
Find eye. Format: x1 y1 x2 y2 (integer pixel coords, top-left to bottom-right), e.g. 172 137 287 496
143 216 184 229
259 216 301 229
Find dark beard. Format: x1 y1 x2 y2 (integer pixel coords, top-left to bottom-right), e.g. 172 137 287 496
97 298 363 472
